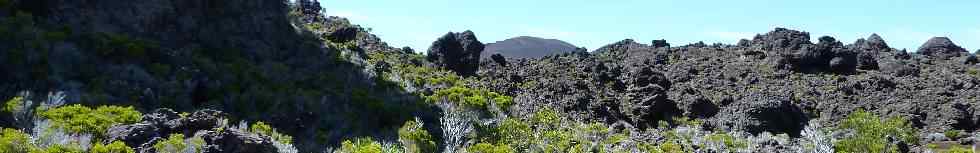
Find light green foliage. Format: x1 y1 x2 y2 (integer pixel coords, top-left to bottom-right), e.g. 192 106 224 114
337 138 383 153
250 121 293 144
91 141 135 153
397 120 436 153
467 142 514 153
706 132 748 149
834 110 917 153
153 134 204 153
944 130 961 140
1 128 32 153
531 108 560 129
29 144 85 153
2 96 23 113
493 118 532 149
38 104 142 137
425 86 513 111
943 146 973 153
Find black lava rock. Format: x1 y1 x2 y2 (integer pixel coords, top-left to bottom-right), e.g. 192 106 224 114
490 53 508 67
426 30 485 76
327 26 359 43
652 39 670 48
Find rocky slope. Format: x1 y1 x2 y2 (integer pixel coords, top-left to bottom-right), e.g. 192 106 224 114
475 28 980 151
482 36 580 59
3 0 980 152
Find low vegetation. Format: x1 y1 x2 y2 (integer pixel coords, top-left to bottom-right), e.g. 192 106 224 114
834 109 917 153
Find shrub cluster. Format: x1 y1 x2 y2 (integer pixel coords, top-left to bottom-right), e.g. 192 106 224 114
38 104 142 138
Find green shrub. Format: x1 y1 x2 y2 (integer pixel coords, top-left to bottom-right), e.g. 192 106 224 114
425 86 514 111
834 109 917 153
531 108 560 129
706 132 748 149
944 146 973 153
337 137 382 153
38 104 142 138
31 144 85 153
91 141 135 153
153 134 205 153
2 96 23 113
0 128 32 153
493 118 532 149
944 130 961 140
249 121 293 144
467 142 514 153
397 120 436 153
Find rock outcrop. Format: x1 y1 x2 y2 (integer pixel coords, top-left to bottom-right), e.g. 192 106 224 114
652 39 670 48
108 109 281 153
918 37 969 59
427 30 485 76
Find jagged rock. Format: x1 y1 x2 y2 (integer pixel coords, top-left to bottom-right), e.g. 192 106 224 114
857 51 879 70
426 30 485 76
829 49 858 74
962 54 978 65
714 94 807 136
685 98 719 119
327 26 359 43
854 34 890 52
106 123 160 147
490 53 508 67
201 129 278 153
143 108 180 126
895 49 912 60
737 39 751 47
749 28 811 51
622 67 677 129
918 37 968 59
882 61 920 77
652 39 670 48
400 47 415 54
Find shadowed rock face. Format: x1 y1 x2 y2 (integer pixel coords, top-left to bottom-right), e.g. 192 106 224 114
427 30 485 76
918 37 969 59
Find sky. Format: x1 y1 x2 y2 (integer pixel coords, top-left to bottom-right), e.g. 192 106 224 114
320 0 980 53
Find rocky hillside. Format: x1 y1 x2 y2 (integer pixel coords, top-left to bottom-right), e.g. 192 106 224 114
3 0 980 153
482 36 580 59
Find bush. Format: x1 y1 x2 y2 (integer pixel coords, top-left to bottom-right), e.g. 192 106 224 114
153 134 205 153
31 144 85 153
425 86 513 111
0 128 32 153
944 130 961 140
397 120 436 153
706 132 748 149
38 104 142 137
834 110 917 153
249 121 293 144
2 96 24 113
91 141 135 153
337 137 383 153
467 142 514 153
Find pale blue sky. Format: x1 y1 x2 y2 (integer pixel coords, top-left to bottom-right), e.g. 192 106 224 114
320 0 980 53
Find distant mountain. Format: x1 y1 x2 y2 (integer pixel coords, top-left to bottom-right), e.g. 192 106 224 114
482 36 578 59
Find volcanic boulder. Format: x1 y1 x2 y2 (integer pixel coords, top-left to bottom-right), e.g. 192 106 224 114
623 67 677 129
327 26 359 43
652 39 670 48
426 30 485 76
748 28 811 51
854 34 891 52
918 37 968 59
714 94 808 136
490 53 508 67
